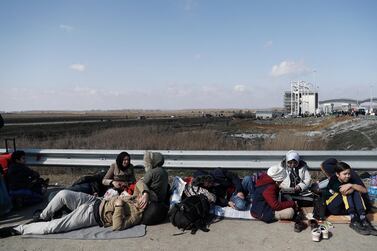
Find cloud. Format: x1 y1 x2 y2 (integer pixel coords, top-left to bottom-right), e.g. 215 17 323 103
270 60 310 77
264 40 273 48
69 64 86 72
233 84 247 93
59 24 74 32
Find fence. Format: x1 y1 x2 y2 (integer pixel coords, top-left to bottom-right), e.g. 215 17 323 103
2 149 377 170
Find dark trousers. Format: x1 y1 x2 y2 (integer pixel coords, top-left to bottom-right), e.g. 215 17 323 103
326 191 366 216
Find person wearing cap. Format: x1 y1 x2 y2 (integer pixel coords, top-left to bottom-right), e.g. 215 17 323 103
280 150 311 194
250 165 297 223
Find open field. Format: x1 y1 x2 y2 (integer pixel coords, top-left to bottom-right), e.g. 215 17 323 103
2 111 377 151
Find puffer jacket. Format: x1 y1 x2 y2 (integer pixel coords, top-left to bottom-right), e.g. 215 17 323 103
250 173 295 223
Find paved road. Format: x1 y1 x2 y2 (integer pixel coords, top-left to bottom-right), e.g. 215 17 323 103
1 204 376 251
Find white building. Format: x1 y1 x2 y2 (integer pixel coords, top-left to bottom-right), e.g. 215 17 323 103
284 81 318 116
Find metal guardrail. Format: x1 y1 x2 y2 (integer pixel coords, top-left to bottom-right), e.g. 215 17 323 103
1 149 377 170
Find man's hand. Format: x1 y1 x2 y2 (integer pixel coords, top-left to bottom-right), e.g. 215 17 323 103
138 192 149 209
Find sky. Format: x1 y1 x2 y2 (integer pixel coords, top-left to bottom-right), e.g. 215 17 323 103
0 0 376 111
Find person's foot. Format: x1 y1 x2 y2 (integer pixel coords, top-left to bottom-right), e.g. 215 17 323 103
361 218 377 236
0 226 20 238
294 220 307 232
349 218 370 235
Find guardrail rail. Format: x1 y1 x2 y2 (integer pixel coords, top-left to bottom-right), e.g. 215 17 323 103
1 149 377 170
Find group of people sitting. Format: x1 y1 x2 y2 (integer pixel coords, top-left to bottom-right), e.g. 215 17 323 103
0 149 376 238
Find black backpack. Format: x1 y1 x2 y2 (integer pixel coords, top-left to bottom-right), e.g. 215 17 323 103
168 194 211 234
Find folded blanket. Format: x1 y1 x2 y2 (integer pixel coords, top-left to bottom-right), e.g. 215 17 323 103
21 224 146 240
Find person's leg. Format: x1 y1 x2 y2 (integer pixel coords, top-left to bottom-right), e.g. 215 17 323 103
15 202 98 235
350 191 366 217
274 208 295 220
325 193 347 215
230 193 247 211
40 190 98 220
241 176 255 198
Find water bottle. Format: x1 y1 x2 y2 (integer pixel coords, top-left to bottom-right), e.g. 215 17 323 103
368 175 377 206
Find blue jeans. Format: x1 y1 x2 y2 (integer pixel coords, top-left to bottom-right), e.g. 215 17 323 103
230 176 255 211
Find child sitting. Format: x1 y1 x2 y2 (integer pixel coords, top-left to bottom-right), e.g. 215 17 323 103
324 161 377 236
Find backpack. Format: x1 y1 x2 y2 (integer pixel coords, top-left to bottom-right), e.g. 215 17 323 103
168 194 211 234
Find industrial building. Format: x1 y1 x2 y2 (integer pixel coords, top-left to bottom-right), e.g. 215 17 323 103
284 81 318 116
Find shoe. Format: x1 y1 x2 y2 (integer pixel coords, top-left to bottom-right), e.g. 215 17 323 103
311 228 321 242
0 226 20 238
361 218 377 236
294 220 307 232
349 218 370 235
319 225 329 239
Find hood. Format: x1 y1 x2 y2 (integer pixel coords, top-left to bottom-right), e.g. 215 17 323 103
143 151 164 172
321 158 338 177
255 173 276 187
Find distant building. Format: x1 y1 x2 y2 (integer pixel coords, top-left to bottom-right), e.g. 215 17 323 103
283 81 318 116
256 110 283 119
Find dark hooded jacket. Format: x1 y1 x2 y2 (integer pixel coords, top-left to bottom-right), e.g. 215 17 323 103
143 152 169 202
250 173 295 223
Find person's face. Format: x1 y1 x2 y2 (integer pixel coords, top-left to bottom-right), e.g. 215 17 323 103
336 169 351 183
122 156 130 167
287 159 298 168
16 156 26 164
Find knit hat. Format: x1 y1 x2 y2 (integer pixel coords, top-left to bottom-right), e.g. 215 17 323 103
286 150 300 162
267 165 287 182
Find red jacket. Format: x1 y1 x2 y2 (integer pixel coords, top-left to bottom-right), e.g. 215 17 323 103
250 173 295 222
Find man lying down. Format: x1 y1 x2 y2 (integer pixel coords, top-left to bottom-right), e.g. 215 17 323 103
0 180 151 238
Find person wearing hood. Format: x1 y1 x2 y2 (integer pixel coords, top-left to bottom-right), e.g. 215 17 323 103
250 165 297 223
280 150 311 194
136 151 169 225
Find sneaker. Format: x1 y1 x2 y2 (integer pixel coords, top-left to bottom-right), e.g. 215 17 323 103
349 218 370 235
0 226 20 238
361 218 377 236
319 225 329 239
311 228 321 242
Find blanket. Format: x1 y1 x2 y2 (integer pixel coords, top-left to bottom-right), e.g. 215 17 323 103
21 224 146 240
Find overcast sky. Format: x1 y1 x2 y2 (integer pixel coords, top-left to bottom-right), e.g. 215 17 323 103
0 0 376 111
